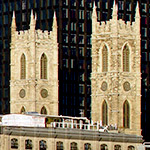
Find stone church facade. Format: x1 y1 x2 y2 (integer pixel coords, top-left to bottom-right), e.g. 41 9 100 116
91 2 141 136
10 0 141 137
10 11 58 115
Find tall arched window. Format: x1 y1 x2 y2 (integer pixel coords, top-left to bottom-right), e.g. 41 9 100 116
123 45 130 72
84 143 91 150
102 100 108 126
20 54 26 79
123 100 130 128
114 145 121 150
25 139 32 149
57 141 63 150
11 138 18 149
101 144 108 150
41 106 47 115
20 106 26 114
70 142 78 150
128 146 135 150
39 140 47 150
41 53 47 79
102 45 108 72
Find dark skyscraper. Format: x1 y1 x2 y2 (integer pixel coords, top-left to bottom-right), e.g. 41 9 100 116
0 0 149 141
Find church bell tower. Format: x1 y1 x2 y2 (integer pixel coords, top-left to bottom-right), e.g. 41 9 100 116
10 11 58 115
91 1 141 135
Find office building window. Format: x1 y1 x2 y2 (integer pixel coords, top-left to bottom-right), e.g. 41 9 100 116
3 2 8 12
102 1 108 9
62 33 68 43
141 39 147 49
79 60 84 69
126 2 131 11
41 106 47 115
71 22 76 31
141 3 147 13
141 15 147 25
102 45 108 72
142 52 147 62
142 27 147 37
71 0 76 6
4 15 8 25
79 10 84 19
102 100 108 126
39 140 47 150
62 21 68 31
63 46 68 56
79 47 84 56
16 1 21 10
84 143 91 150
40 53 47 79
87 35 91 45
71 46 76 56
25 139 32 149
118 1 124 10
79 35 84 44
63 0 68 6
79 97 84 107
79 0 84 7
20 54 26 79
57 141 63 150
123 100 130 128
101 144 108 150
22 0 26 10
71 142 78 150
79 72 84 81
71 59 76 69
114 145 121 150
11 138 18 149
79 23 84 32
63 59 68 68
47 0 52 7
123 45 129 72
71 34 76 43
62 8 68 18
87 85 91 95
79 84 84 94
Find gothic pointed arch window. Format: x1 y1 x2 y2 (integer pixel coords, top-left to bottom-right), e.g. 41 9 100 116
123 45 130 72
102 100 108 126
41 106 47 115
41 53 47 79
20 106 26 114
123 100 130 128
102 45 108 72
20 54 26 79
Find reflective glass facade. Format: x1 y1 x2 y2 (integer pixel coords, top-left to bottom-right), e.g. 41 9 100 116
0 0 150 141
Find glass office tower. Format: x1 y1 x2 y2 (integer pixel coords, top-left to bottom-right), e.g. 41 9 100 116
0 0 149 141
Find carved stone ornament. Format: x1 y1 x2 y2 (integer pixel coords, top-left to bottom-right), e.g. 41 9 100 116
19 89 26 98
123 81 131 91
41 89 48 98
101 81 107 91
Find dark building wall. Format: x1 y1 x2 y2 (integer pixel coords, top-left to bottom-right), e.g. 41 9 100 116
0 0 149 141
